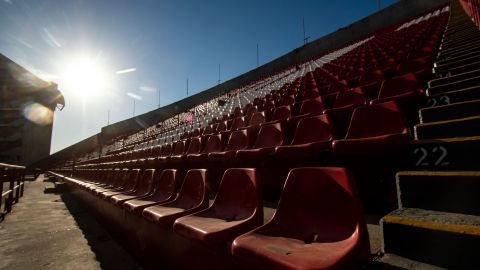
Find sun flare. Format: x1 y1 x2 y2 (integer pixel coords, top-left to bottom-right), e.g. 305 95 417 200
61 54 111 99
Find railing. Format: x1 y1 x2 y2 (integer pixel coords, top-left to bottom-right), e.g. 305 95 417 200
459 0 480 28
0 163 25 221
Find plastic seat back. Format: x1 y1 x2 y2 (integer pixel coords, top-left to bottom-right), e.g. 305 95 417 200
377 73 422 99
291 115 332 145
172 140 186 156
150 169 177 201
210 168 262 221
160 143 172 157
298 97 325 115
169 169 208 210
186 137 202 155
135 169 156 195
248 111 266 126
333 88 367 108
230 117 245 131
253 123 284 148
122 169 141 191
271 106 291 122
202 134 223 154
358 69 384 86
327 80 349 94
267 167 368 248
225 130 249 151
346 101 408 139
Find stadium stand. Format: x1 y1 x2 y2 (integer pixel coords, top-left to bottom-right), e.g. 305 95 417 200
41 0 480 269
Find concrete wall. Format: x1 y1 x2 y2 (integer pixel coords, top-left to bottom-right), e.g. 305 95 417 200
0 54 63 166
42 0 448 168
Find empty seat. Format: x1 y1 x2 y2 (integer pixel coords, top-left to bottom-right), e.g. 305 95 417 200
187 134 223 164
232 167 370 270
275 115 332 159
99 169 141 199
236 122 285 162
123 169 177 215
370 72 423 105
173 168 263 250
142 169 209 228
332 101 410 155
208 129 250 162
324 88 367 139
110 169 156 205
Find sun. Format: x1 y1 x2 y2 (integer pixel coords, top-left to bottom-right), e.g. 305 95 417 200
61 54 111 99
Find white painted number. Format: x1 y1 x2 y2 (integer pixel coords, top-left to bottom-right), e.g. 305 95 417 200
413 146 450 167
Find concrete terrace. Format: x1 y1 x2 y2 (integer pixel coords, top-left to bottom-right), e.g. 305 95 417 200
0 175 141 270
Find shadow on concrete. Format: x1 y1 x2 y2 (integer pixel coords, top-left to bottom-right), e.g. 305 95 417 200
58 189 143 270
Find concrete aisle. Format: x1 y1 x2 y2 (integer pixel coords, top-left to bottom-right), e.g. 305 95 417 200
0 175 142 270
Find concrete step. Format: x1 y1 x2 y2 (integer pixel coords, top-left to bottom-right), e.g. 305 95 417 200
426 85 480 105
442 32 480 48
429 68 480 87
419 99 480 123
442 35 480 51
414 116 480 139
443 25 480 40
374 253 447 270
396 171 480 215
426 75 480 96
434 55 480 75
381 208 480 269
437 43 480 63
407 136 480 171
434 60 480 78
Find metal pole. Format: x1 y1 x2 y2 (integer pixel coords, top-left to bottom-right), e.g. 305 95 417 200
107 110 110 125
133 100 135 116
256 43 259 67
303 17 306 45
218 64 221 84
158 89 161 108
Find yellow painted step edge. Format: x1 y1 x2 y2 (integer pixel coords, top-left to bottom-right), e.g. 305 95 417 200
427 84 480 98
383 215 480 236
409 135 480 144
420 99 480 112
397 171 480 177
415 115 480 127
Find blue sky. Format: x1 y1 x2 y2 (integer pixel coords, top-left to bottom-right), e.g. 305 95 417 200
0 0 398 153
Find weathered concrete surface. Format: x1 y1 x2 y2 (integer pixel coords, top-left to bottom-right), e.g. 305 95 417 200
0 175 142 270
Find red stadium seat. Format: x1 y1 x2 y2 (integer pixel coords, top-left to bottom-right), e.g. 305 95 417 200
109 169 156 205
332 101 410 155
208 129 250 162
173 168 263 250
232 167 370 270
275 115 332 159
142 169 209 228
99 169 141 199
123 169 177 215
324 88 367 139
370 72 423 106
187 134 223 164
236 122 285 162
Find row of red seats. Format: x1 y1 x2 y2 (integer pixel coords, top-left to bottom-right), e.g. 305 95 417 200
79 101 409 174
55 166 370 269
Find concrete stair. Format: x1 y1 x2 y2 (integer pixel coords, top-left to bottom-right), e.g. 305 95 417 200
379 2 480 269
381 208 480 269
407 136 480 171
396 171 480 215
419 99 480 123
414 116 480 139
426 84 480 106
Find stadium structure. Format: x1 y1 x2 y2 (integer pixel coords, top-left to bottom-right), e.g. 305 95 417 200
2 0 480 269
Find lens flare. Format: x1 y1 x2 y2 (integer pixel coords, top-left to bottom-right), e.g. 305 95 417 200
22 102 53 125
